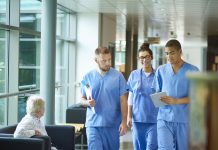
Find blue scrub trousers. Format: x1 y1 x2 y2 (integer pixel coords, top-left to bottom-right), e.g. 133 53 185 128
132 122 158 150
157 120 188 150
86 127 119 150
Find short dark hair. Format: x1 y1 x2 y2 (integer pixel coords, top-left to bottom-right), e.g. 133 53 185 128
95 47 111 55
138 42 153 59
165 39 181 50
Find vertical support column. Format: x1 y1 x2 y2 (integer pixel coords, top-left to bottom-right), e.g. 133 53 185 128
40 0 57 124
125 30 132 79
8 0 20 125
132 34 138 69
125 28 138 78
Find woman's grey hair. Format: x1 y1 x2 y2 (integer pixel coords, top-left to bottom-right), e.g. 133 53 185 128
26 95 45 115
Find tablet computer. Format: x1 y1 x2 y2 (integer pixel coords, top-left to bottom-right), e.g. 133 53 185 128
150 92 168 107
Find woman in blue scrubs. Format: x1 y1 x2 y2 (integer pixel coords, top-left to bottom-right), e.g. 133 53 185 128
153 39 199 150
127 42 158 150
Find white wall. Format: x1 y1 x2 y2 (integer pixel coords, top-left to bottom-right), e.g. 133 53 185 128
182 46 206 71
75 13 100 103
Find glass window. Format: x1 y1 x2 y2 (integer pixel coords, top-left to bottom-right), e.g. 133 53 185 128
70 15 76 40
55 10 76 123
57 9 68 36
20 0 41 32
18 2 77 124
0 29 7 126
18 33 40 120
152 46 166 68
57 8 76 39
55 39 68 123
0 30 6 92
0 0 6 24
115 40 126 72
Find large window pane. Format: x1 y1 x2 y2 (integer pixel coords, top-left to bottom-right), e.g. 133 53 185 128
115 40 126 72
20 0 41 32
0 30 7 126
57 9 68 37
69 14 76 40
0 0 6 24
55 40 68 123
0 30 6 92
55 9 76 123
152 46 166 68
18 33 40 120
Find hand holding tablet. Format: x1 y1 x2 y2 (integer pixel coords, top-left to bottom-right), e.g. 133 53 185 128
150 92 168 107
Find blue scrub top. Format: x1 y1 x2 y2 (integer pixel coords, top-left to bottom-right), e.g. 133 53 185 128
81 68 128 128
153 62 199 123
127 69 158 123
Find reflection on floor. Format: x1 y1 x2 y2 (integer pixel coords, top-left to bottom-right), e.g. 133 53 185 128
120 130 133 150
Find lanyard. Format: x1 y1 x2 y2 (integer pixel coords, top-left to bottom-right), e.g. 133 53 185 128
139 69 143 94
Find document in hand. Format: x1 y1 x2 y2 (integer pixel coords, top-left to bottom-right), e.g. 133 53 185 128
150 92 168 107
81 80 96 113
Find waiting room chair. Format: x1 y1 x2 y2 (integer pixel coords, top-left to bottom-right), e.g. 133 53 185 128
0 124 75 150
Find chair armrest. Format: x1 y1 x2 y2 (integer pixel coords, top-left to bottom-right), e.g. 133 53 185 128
0 137 45 150
32 135 51 150
46 125 75 150
0 133 14 137
0 124 17 134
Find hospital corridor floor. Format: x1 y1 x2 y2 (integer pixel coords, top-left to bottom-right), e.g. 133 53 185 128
120 130 133 150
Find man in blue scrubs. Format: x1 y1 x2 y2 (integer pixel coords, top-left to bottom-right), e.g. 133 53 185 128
152 39 199 150
127 42 158 150
80 47 128 150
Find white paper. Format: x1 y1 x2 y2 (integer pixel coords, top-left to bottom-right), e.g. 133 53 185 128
150 92 168 107
84 86 96 113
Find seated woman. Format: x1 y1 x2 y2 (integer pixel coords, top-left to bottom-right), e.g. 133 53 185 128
14 95 57 150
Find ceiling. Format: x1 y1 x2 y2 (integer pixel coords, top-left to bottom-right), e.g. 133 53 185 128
57 0 218 46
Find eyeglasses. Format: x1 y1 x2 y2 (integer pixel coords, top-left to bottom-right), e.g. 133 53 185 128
138 55 151 60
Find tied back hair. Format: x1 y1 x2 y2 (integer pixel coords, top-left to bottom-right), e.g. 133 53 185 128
140 42 150 50
138 42 153 59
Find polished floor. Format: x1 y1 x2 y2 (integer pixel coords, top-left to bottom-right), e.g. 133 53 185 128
120 130 133 150
75 130 133 150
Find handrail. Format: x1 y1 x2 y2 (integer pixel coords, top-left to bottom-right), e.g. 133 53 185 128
0 88 40 99
0 85 63 99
